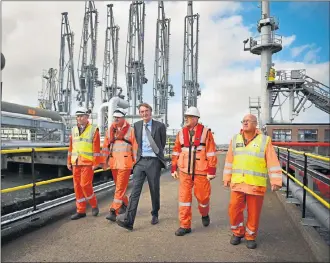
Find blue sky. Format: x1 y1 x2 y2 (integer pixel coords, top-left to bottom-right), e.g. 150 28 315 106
240 1 329 64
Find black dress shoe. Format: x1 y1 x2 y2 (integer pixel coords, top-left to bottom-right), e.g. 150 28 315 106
151 216 159 225
202 215 210 227
116 219 133 231
175 227 191 236
71 213 86 220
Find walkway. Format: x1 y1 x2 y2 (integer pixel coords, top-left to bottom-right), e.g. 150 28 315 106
1 153 316 262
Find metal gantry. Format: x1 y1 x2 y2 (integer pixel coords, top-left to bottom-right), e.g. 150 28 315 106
38 68 58 111
153 1 173 127
270 69 330 122
77 0 102 111
182 0 200 126
58 12 77 115
101 4 123 103
125 0 147 115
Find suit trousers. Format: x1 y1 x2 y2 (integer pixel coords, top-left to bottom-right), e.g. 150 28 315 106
125 157 162 226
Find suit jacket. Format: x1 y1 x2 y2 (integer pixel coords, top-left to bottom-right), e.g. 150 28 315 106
133 119 167 168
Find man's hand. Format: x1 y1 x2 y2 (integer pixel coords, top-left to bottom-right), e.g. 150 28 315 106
171 171 179 179
271 185 281 191
67 164 72 171
102 164 108 171
207 174 215 181
223 181 230 188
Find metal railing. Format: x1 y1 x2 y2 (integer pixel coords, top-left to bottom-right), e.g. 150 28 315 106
275 146 330 217
1 147 80 212
250 33 282 48
1 146 173 207
276 69 306 81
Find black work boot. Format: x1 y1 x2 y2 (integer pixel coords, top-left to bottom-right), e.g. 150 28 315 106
202 215 210 227
230 234 243 245
246 240 257 249
175 227 191 236
92 207 99 216
71 213 86 220
106 209 117 222
118 204 127 214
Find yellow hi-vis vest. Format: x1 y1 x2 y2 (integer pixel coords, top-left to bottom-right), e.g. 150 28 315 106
231 133 270 187
269 67 275 81
71 124 97 164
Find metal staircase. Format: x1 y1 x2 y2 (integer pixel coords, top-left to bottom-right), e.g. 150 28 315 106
301 75 330 114
269 69 330 120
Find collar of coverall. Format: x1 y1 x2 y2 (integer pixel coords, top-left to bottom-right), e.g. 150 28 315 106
115 120 128 131
240 128 261 144
78 121 90 129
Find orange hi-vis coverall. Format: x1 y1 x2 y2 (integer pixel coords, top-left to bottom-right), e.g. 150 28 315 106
223 129 282 240
102 120 137 214
171 123 218 228
67 122 101 214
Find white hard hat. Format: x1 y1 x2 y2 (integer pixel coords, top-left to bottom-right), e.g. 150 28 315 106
184 106 200 118
113 109 126 118
75 106 89 116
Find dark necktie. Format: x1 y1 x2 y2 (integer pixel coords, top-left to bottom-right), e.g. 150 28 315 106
144 123 159 155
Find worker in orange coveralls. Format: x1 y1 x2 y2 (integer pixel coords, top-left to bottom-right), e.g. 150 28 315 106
223 114 282 249
67 107 101 220
171 106 218 236
102 109 136 222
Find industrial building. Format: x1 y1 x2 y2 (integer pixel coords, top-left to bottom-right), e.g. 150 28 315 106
266 123 330 156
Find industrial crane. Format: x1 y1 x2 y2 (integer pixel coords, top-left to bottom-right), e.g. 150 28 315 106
57 12 77 115
38 68 58 111
77 0 102 111
125 0 148 115
101 4 123 103
182 0 200 126
153 1 173 127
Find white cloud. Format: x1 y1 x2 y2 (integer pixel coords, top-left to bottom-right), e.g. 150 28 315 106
2 1 329 144
282 35 296 48
303 47 322 63
291 44 310 57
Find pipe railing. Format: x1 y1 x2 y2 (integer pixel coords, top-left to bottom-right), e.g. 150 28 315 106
274 146 330 216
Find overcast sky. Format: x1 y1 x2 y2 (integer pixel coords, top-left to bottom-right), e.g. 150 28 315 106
2 1 329 143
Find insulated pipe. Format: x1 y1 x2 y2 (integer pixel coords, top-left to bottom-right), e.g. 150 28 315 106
1 101 63 122
97 97 129 134
282 174 330 230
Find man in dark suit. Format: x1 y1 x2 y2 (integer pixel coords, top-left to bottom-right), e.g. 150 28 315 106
116 102 167 230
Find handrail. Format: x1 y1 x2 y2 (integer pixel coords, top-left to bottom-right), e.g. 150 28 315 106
1 147 68 154
1 168 106 194
274 146 330 162
274 145 330 223
282 169 330 209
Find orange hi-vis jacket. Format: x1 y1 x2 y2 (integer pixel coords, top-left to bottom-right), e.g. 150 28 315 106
171 123 217 176
101 121 137 170
223 129 282 196
67 122 101 167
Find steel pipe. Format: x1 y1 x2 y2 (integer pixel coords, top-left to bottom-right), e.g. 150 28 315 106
97 96 129 134
282 174 330 230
